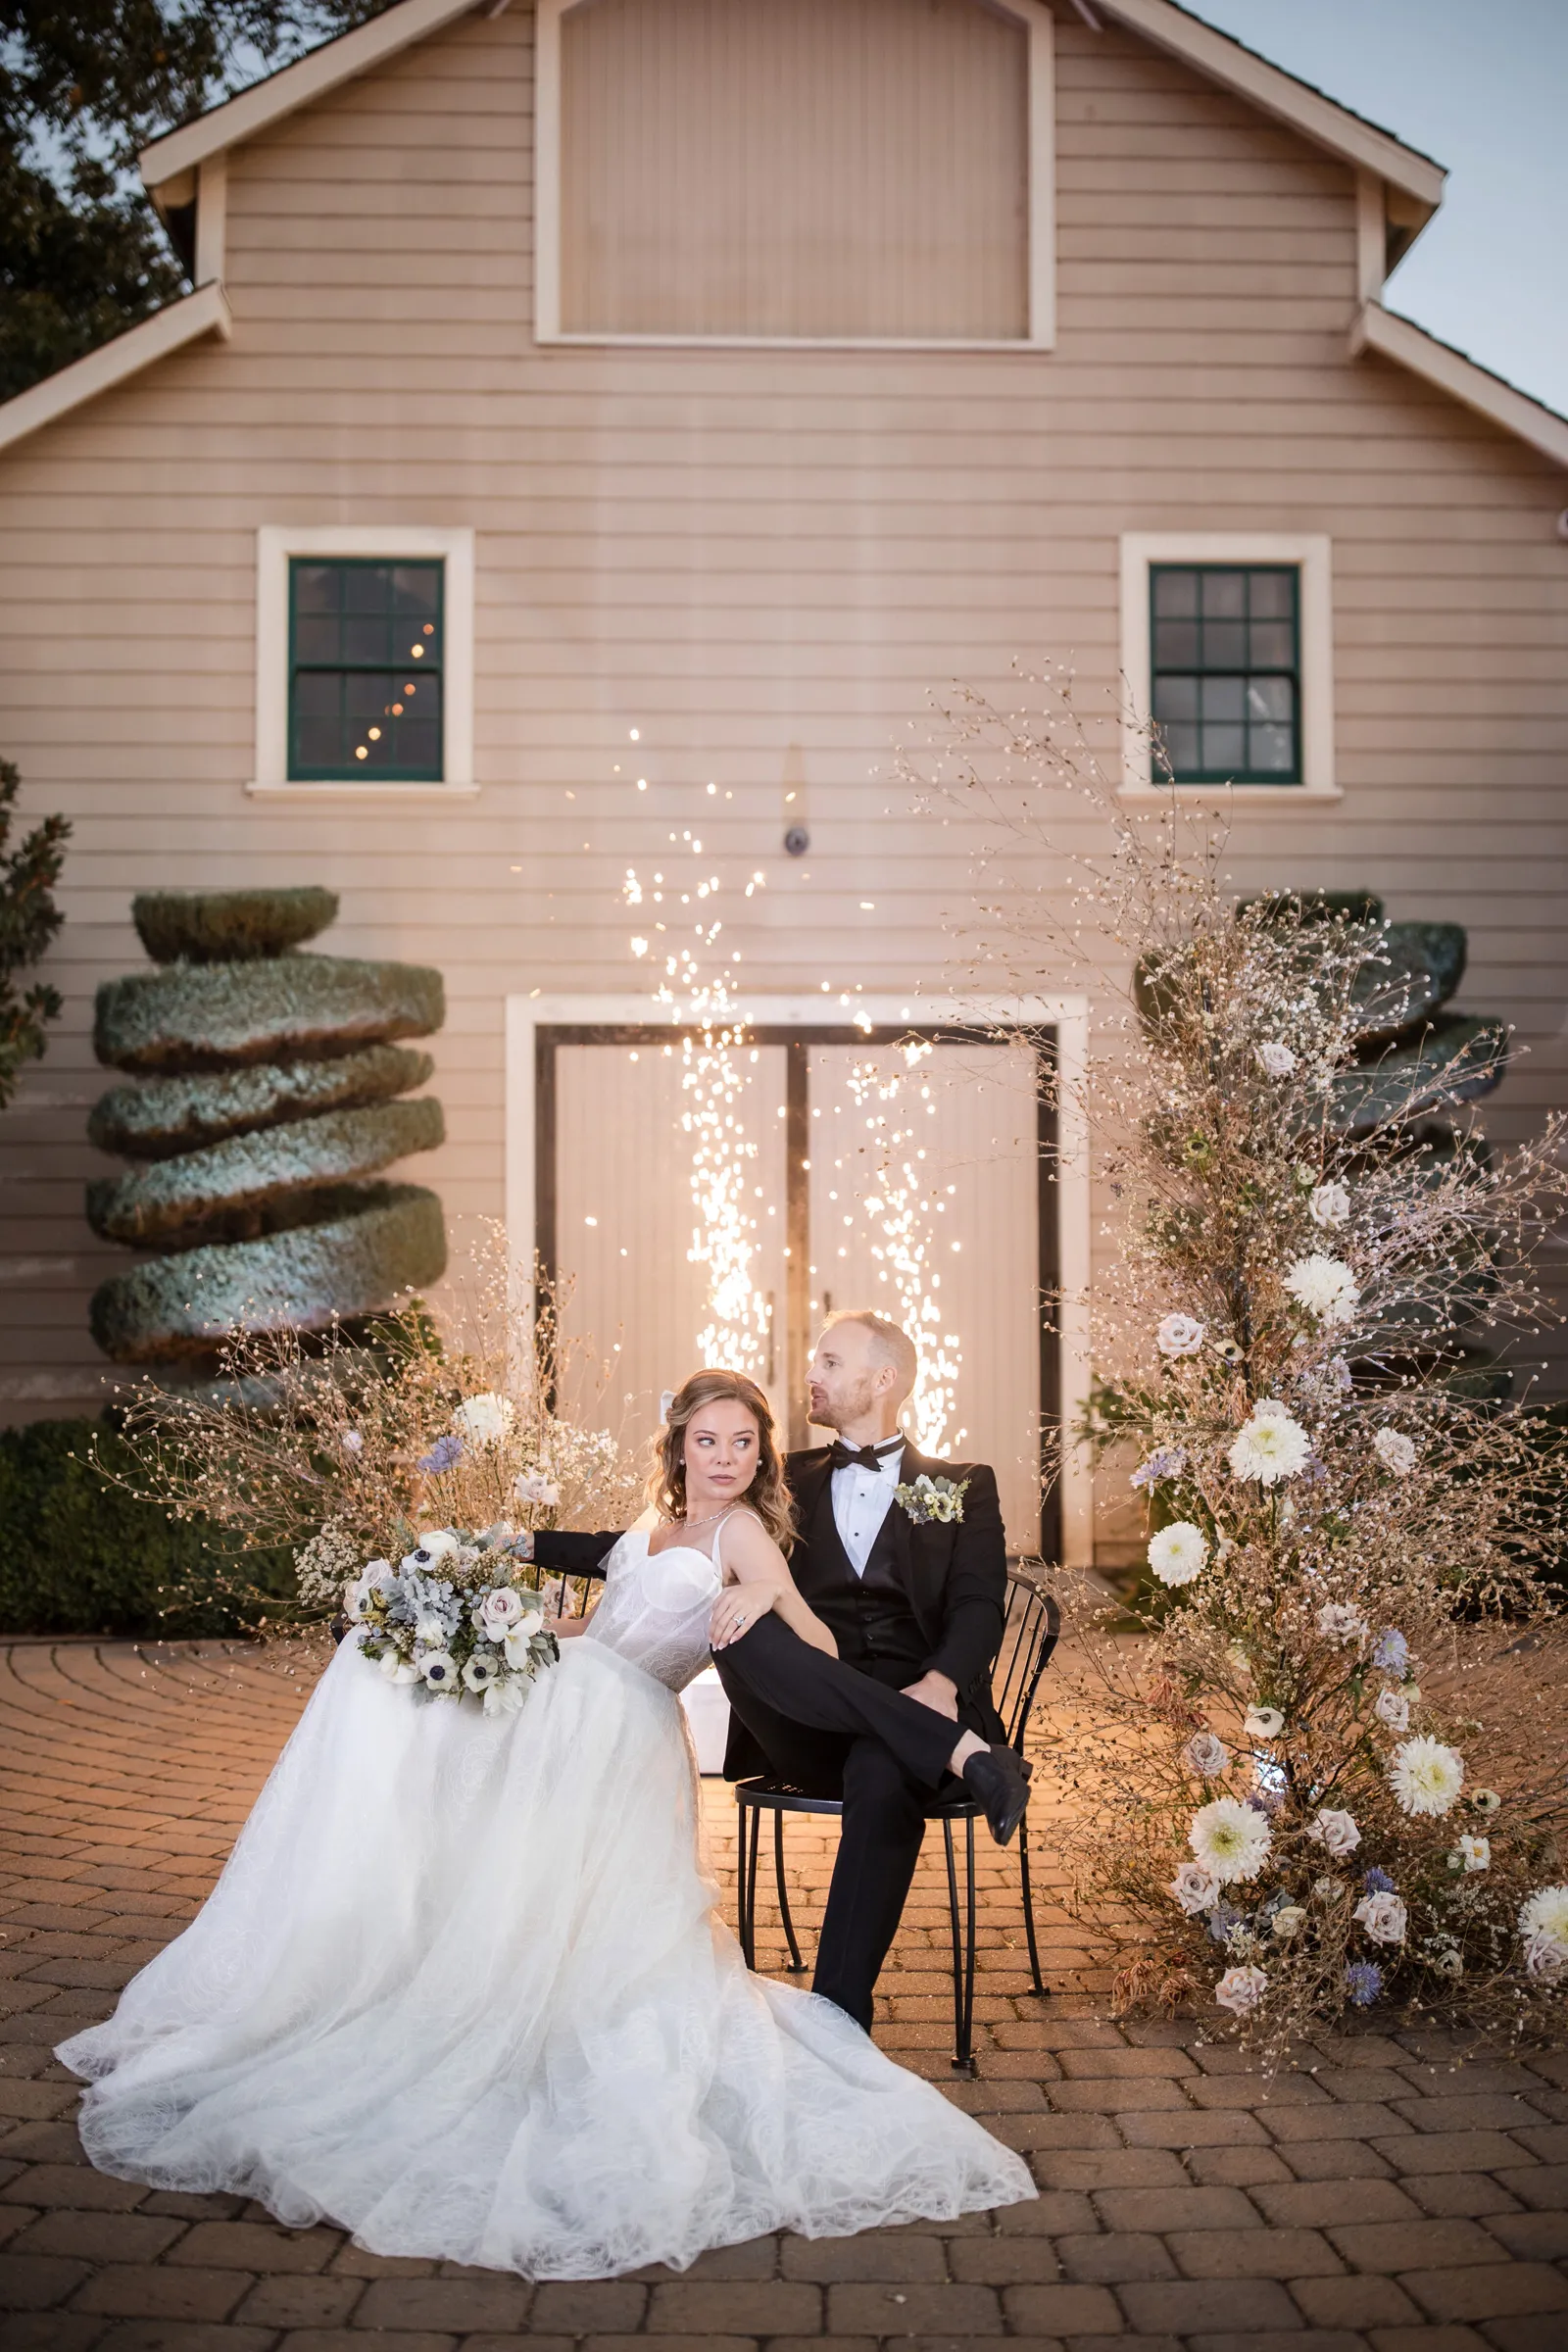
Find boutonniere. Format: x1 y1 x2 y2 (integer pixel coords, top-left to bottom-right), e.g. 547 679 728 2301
895 1473 968 1526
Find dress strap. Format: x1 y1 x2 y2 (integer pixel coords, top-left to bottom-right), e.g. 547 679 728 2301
710 1506 756 1578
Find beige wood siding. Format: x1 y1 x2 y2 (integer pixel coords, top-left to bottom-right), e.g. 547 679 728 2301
558 0 1029 340
0 5 1564 1572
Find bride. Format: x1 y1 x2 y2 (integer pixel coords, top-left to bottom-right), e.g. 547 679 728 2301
58 1369 1034 2278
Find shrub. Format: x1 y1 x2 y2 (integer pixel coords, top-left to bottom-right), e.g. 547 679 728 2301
0 1417 295 1637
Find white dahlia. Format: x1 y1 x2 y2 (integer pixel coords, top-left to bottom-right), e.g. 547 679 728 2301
1214 1963 1269 2016
1374 1427 1417 1475
1284 1253 1360 1328
1389 1735 1465 1818
1189 1796 1272 1886
1229 1404 1311 1486
1519 1885 1568 1961
1148 1521 1209 1588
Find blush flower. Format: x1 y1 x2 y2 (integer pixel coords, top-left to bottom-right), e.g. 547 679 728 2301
1374 1687 1410 1732
1229 1403 1310 1486
1157 1313 1206 1358
1148 1522 1208 1588
1271 1905 1306 1939
514 1469 562 1507
1353 1889 1408 1944
1170 1862 1221 1914
1189 1796 1272 1885
1374 1427 1417 1475
1184 1732 1231 1779
1215 1963 1269 2015
1308 1180 1350 1228
477 1587 526 1643
1389 1735 1465 1817
1285 1253 1360 1327
1307 1808 1361 1857
1255 1040 1297 1079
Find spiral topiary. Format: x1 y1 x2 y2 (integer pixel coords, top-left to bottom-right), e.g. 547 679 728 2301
88 890 447 1364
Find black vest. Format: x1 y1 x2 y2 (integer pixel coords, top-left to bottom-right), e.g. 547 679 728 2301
793 1472 926 1673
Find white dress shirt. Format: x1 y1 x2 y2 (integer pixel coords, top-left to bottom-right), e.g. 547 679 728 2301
830 1442 906 1578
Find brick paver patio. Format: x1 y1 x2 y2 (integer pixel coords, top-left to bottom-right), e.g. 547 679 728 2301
1 1636 1564 2352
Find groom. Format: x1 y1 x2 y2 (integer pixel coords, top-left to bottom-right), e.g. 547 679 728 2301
710 1310 1028 2030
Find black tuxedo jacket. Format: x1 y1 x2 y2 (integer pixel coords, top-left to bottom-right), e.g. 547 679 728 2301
532 1440 1009 1764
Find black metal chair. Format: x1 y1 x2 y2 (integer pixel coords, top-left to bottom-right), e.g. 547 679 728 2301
734 1567 1060 2077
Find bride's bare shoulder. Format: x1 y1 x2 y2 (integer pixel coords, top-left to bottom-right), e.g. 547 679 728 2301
718 1507 787 1580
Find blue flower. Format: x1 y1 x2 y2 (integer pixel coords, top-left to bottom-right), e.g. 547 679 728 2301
1130 1446 1187 1492
418 1434 464 1475
1363 1866 1396 1894
1345 1961 1383 2006
1372 1629 1408 1676
1206 1901 1245 1944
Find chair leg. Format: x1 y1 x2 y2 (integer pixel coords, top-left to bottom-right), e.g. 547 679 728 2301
738 1801 760 1968
958 1815 978 2076
772 1809 806 1973
943 1819 978 2078
1018 1810 1046 1996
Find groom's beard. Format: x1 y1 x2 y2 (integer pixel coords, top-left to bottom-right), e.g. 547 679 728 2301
807 1373 882 1432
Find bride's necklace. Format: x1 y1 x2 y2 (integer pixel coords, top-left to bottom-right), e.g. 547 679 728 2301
676 1506 731 1533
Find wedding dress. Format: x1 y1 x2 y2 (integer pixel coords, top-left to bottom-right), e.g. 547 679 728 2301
58 1521 1034 2277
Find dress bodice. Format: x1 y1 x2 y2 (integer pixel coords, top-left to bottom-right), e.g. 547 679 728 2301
580 1527 722 1693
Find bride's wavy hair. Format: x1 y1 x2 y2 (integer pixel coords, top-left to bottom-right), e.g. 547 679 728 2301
649 1370 795 1550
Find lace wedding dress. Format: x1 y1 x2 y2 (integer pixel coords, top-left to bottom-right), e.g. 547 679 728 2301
58 1523 1033 2277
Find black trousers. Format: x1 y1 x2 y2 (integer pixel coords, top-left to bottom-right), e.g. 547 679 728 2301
712 1615 973 2032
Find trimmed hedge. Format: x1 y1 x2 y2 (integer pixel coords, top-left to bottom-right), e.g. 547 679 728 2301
0 1417 295 1637
94 954 446 1073
133 886 338 965
88 1043 435 1160
89 1181 448 1362
86 1097 445 1245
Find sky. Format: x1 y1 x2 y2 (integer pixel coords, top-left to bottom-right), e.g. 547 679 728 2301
1178 0 1568 417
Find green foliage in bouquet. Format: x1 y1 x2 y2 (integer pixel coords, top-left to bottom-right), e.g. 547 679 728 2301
87 888 446 1363
903 671 1568 2050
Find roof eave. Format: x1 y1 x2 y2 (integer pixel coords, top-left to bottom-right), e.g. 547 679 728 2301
1350 303 1568 473
0 282 232 461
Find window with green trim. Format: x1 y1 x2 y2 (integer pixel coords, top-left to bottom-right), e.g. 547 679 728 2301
1150 564 1299 785
288 559 444 781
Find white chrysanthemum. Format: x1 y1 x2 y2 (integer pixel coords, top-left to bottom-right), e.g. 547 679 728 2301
1170 1862 1221 1915
1309 1180 1350 1229
1148 1521 1209 1588
1374 1427 1417 1475
1189 1796 1272 1886
1389 1735 1465 1817
1157 1312 1205 1357
1519 1885 1568 1959
1214 1963 1269 2016
1284 1253 1360 1328
453 1393 515 1448
1374 1687 1410 1732
1229 1404 1311 1486
1353 1890 1407 1945
1307 1808 1360 1857
1317 1602 1368 1645
1184 1732 1231 1779
1255 1040 1297 1079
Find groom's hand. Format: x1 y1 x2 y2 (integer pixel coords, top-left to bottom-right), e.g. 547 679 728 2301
901 1670 958 1720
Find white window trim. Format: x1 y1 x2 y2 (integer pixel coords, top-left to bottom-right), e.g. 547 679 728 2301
247 524 478 801
1117 531 1339 803
503 990 1094 1566
533 0 1055 351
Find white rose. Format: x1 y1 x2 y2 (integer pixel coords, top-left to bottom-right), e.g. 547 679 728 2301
414 1614 448 1647
1214 1963 1269 2015
377 1647 419 1687
1375 1688 1409 1733
415 1529 461 1561
1148 1522 1209 1588
1308 1180 1350 1228
1316 1602 1368 1645
1307 1808 1361 1857
1255 1041 1297 1079
1156 1313 1205 1358
477 1587 526 1642
1374 1427 1417 1476
1353 1890 1408 1945
1284 1253 1360 1328
1170 1862 1221 1915
452 1394 515 1448
1184 1732 1231 1779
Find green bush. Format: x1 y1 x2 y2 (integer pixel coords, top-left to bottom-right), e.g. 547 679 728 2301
88 1043 435 1159
133 886 338 964
0 1417 297 1637
94 954 446 1073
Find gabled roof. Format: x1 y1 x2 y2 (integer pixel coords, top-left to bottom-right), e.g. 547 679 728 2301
137 0 1446 217
1350 304 1568 473
0 282 231 461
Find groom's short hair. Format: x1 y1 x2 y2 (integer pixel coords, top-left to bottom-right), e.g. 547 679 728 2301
826 1308 918 1401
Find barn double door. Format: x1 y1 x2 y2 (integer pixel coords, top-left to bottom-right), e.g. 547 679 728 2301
538 1026 1056 1554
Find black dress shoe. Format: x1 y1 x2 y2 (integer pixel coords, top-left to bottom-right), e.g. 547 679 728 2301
961 1742 1033 1846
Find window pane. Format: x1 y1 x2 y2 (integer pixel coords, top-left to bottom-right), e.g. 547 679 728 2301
294 615 341 663
1249 569 1294 618
1247 677 1293 723
1201 722 1245 770
288 557 445 780
1200 676 1244 722
1153 675 1198 722
1153 618 1199 667
344 564 392 613
1200 569 1245 618
1249 619 1294 667
1159 723 1200 777
1249 724 1295 773
293 564 339 614
1152 567 1199 617
1203 618 1247 667
342 613 390 663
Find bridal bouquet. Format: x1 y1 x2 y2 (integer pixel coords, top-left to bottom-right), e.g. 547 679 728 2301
349 1525 560 1716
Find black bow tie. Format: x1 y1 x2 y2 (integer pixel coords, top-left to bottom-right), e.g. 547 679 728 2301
828 1439 904 1473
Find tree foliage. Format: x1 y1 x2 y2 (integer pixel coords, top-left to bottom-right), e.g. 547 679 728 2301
0 1 393 401
0 757 70 1109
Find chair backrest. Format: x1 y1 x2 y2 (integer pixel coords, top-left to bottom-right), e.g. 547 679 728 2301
994 1566 1061 1751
